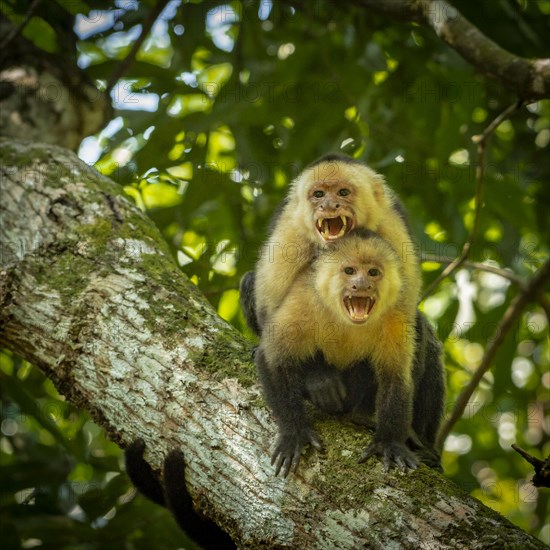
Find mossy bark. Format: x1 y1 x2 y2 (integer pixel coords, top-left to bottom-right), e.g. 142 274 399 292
0 139 545 549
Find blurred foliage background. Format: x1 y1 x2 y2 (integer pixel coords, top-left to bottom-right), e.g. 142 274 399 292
0 0 549 548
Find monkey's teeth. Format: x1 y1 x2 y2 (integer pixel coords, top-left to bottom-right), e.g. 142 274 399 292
318 216 351 240
337 216 347 237
322 220 331 239
316 219 328 239
367 297 376 315
345 296 371 320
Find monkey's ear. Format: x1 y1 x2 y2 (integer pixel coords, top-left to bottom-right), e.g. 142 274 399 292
370 174 388 207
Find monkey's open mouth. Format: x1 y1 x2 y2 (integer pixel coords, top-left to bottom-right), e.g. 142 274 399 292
343 295 376 323
316 216 353 241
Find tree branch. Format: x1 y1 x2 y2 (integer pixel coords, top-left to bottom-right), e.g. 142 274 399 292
437 258 550 447
512 445 550 488
0 0 43 54
106 0 171 94
0 139 546 549
356 0 550 99
420 255 526 288
422 100 523 299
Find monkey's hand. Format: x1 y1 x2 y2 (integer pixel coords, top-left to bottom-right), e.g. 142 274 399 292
305 370 346 413
358 440 418 472
271 428 322 477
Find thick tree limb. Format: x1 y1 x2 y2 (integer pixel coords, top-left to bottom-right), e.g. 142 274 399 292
357 0 550 99
0 139 545 549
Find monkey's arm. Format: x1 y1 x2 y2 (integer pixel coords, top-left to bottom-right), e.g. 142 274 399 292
254 229 315 326
256 347 322 477
358 315 418 471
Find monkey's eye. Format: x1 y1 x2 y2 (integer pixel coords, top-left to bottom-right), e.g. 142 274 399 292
368 268 381 277
313 190 325 198
338 188 351 196
344 267 355 275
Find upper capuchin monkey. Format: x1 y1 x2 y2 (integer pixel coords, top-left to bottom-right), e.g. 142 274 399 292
241 154 421 336
255 229 445 476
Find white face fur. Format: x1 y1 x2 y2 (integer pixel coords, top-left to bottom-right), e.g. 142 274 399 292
314 235 403 325
290 160 391 241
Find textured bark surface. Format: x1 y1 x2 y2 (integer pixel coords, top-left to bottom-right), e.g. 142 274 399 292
0 139 545 549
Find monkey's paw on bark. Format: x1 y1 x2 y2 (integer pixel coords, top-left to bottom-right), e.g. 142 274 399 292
271 428 322 477
305 372 347 413
358 440 418 471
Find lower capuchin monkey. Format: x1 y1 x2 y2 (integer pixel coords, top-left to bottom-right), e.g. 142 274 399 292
246 154 421 337
255 229 445 476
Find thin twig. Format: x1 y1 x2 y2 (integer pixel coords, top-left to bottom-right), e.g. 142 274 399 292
511 444 542 468
422 100 524 299
471 100 525 144
420 254 526 288
203 285 239 298
0 0 43 52
105 0 170 94
437 258 550 448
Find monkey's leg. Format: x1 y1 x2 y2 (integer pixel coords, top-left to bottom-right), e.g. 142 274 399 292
256 347 322 477
303 354 347 414
410 315 445 469
343 360 378 427
411 355 445 469
418 341 445 447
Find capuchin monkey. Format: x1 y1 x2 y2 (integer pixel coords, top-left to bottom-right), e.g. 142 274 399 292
255 229 445 476
241 154 421 337
124 440 235 549
240 154 429 466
